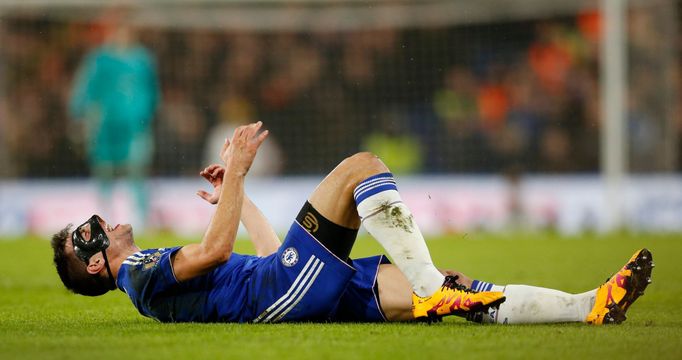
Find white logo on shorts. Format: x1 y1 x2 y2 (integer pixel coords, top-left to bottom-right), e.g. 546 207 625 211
281 247 299 267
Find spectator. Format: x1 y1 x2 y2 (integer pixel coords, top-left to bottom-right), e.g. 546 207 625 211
156 86 206 176
203 87 284 176
363 108 422 175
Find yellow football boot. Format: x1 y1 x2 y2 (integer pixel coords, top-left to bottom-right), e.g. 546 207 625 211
586 248 654 325
412 276 506 323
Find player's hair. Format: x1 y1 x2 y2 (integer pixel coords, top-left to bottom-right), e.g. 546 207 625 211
51 224 112 296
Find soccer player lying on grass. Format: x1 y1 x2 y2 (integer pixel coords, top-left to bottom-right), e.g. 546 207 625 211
51 121 653 325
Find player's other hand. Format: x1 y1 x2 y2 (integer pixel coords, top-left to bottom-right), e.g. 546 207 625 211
197 164 225 205
440 269 473 289
220 121 268 176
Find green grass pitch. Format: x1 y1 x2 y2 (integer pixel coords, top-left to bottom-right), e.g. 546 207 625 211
1 231 681 359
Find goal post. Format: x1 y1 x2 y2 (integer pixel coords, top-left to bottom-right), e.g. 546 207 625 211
601 0 627 230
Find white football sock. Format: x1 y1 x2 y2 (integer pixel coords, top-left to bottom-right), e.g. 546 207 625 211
491 285 597 324
355 173 445 297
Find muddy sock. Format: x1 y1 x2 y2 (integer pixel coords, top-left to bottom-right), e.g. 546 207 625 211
354 173 445 297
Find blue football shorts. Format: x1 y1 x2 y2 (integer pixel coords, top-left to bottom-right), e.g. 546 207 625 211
248 221 388 323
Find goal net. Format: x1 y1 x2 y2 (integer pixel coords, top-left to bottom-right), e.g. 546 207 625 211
0 0 678 178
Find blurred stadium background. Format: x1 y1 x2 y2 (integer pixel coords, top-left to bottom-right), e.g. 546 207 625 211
0 0 680 236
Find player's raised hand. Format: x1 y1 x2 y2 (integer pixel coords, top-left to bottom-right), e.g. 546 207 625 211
220 121 269 176
197 164 226 205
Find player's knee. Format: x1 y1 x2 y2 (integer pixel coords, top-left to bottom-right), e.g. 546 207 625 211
344 152 384 168
341 152 389 180
325 152 391 198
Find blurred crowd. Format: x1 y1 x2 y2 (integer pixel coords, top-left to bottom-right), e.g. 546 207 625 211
0 6 679 178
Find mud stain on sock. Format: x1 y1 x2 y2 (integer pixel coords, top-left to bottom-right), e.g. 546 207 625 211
378 202 414 233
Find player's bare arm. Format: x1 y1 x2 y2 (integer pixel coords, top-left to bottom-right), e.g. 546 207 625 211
197 162 281 257
239 196 281 256
172 121 269 281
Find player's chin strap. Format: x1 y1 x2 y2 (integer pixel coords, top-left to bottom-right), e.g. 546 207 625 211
72 215 118 291
100 248 117 291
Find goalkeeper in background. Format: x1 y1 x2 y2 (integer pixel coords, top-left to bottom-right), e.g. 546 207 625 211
69 10 160 230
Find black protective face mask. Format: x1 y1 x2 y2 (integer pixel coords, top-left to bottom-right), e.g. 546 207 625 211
72 215 117 290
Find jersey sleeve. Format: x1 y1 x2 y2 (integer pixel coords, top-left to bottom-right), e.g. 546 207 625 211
155 246 182 284
118 247 184 320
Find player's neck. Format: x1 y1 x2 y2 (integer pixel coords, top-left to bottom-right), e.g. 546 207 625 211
108 244 141 280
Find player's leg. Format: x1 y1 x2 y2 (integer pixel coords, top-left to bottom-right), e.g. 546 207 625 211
307 152 444 295
473 284 598 324
377 264 597 323
307 152 504 321
374 264 413 321
462 249 654 325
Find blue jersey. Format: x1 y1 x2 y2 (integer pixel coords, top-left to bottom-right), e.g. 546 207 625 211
116 247 261 322
117 223 389 323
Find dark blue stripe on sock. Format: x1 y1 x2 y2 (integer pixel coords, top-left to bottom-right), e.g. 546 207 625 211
354 173 397 205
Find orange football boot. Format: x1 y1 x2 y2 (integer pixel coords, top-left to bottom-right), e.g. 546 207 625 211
586 248 654 325
412 276 506 323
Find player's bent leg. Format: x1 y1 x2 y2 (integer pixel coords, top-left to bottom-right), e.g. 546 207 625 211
307 152 389 229
348 159 447 297
304 152 389 259
308 152 505 319
586 248 654 325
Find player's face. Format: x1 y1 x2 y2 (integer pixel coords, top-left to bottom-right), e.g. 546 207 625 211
81 215 135 249
100 216 135 248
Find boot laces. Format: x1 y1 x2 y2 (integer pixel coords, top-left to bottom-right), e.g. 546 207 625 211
443 275 473 293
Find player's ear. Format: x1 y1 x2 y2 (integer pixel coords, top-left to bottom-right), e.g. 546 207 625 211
86 254 105 275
